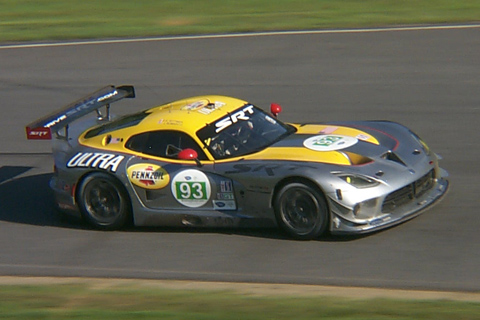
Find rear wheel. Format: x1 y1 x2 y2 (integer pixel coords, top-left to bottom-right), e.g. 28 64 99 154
77 173 131 230
274 182 329 240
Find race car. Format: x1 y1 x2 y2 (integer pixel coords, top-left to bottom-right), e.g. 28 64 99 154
26 85 448 239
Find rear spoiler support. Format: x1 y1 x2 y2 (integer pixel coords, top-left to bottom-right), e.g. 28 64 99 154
95 103 111 121
26 85 135 140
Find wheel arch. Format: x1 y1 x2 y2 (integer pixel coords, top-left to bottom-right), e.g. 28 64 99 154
75 170 134 227
271 175 331 239
271 175 329 210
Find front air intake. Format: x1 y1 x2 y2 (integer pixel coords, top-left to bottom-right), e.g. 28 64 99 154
382 169 435 213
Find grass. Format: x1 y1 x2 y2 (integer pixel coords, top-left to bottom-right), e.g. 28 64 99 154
0 0 480 42
0 283 479 320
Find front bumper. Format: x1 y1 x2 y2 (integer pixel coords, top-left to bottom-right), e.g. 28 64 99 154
329 173 449 235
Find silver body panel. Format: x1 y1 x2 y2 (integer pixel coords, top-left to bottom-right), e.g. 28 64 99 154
50 118 448 235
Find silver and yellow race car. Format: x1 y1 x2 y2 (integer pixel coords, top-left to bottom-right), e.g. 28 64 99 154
26 85 448 239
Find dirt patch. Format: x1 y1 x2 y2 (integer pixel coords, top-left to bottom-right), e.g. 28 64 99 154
0 276 479 302
159 17 197 27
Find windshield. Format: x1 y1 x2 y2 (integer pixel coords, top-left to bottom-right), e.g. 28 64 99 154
196 104 295 159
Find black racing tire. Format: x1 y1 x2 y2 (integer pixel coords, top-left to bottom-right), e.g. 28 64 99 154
77 172 131 230
274 182 329 240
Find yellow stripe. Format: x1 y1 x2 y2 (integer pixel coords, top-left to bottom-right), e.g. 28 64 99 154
292 124 379 145
245 147 351 165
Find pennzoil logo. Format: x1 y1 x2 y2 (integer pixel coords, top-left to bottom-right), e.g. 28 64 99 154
127 164 170 189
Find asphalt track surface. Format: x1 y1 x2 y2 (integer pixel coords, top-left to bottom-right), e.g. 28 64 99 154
0 26 479 292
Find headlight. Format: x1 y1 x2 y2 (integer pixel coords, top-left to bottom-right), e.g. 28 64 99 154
410 132 431 156
334 173 380 188
418 138 431 156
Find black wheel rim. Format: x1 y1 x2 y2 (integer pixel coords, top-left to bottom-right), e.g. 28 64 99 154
84 179 122 225
280 187 321 235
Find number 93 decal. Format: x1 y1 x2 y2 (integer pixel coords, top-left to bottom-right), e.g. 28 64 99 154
171 169 211 208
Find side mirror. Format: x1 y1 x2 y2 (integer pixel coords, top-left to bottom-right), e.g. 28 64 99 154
178 148 203 167
270 103 282 118
178 148 198 160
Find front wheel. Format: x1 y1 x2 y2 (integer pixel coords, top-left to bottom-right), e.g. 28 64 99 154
77 173 131 230
274 182 329 240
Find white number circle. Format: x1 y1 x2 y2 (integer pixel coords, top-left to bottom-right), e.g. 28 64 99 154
303 135 358 151
171 169 211 208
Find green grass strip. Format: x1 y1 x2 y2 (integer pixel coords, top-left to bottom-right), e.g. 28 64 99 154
1 0 480 42
0 283 479 320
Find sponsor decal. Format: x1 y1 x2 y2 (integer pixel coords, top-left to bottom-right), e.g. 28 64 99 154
27 129 48 137
220 180 233 193
171 169 211 208
182 100 209 111
265 115 276 124
67 152 124 172
127 164 170 189
198 101 225 115
97 90 118 102
26 127 52 139
158 119 183 126
356 134 371 141
319 126 338 134
213 200 236 210
215 104 255 133
181 100 226 114
215 201 225 208
44 115 67 128
217 192 235 200
303 135 358 151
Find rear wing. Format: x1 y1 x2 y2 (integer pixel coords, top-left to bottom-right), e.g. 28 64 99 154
25 85 135 140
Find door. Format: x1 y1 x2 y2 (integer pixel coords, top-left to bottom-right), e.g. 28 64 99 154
124 130 237 211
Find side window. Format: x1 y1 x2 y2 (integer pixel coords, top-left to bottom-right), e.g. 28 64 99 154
126 130 208 160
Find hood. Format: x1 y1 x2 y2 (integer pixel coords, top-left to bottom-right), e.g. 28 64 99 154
245 122 420 167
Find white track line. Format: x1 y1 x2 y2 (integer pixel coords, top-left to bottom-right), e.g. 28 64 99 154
1 24 480 50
